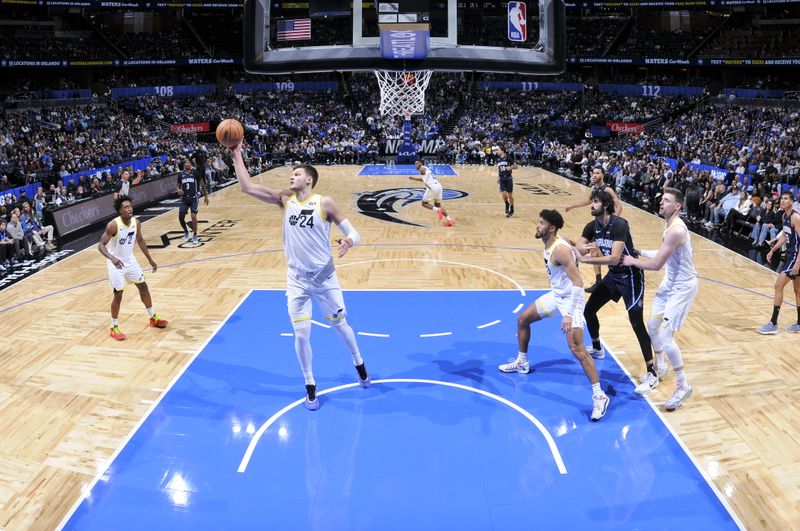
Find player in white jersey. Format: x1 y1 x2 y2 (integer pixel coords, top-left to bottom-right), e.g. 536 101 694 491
623 188 697 411
410 159 454 226
97 195 168 341
498 209 609 421
229 142 369 411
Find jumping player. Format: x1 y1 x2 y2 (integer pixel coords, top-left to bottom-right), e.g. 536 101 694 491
229 142 370 410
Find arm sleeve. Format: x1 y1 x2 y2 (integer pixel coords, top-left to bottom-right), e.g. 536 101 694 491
566 285 585 318
336 218 360 246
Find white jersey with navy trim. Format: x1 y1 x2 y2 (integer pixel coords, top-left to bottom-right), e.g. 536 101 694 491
543 237 577 298
662 218 697 288
106 216 138 264
421 168 440 189
283 193 332 273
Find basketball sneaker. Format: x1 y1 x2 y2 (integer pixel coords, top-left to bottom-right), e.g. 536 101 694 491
591 394 609 421
498 358 530 374
110 325 126 341
506 208 514 218
664 383 693 411
149 316 169 328
634 372 659 394
444 219 455 227
586 346 605 359
757 322 779 335
356 363 371 388
304 384 320 410
785 323 800 333
192 234 199 245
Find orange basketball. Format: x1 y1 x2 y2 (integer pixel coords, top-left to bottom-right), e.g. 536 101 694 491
216 118 244 148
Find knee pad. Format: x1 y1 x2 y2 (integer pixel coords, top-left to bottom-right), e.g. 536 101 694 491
647 317 663 342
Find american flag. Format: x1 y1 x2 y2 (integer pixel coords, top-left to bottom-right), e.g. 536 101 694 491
277 19 311 41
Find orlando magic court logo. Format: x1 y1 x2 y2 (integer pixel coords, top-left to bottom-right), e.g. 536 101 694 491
356 187 468 226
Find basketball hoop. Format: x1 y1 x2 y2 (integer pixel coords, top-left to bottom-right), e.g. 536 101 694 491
374 69 433 119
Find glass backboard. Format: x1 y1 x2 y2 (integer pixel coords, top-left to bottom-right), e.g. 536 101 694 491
244 0 566 75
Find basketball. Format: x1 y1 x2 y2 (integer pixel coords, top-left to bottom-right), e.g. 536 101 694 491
215 118 244 148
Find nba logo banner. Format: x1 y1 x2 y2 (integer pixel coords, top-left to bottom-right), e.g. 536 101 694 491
508 2 527 42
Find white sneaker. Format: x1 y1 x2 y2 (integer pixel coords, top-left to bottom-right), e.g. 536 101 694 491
591 394 609 421
498 358 530 374
656 363 671 380
586 346 605 359
664 383 693 411
634 372 659 394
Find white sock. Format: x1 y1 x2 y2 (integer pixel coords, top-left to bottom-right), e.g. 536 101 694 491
445 215 452 221
517 351 528 363
591 382 603 398
675 370 688 386
333 320 364 366
294 326 315 385
432 206 440 212
147 307 156 317
111 318 119 327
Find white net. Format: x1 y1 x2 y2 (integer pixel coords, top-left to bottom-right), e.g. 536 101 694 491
374 70 433 119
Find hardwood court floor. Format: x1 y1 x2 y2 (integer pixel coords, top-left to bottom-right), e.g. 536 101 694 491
0 165 797 530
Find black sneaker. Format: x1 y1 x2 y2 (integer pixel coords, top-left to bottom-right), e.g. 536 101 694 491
356 363 370 388
504 203 510 214
506 209 514 218
304 384 319 410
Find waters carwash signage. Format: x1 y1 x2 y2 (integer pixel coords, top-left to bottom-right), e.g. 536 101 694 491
508 2 527 42
380 28 429 59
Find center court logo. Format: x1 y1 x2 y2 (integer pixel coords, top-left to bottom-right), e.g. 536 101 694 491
356 187 468 226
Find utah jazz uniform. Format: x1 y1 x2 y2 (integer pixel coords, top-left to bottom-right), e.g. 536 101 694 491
534 237 585 328
106 216 145 291
581 214 644 310
283 193 346 328
651 218 698 331
421 168 443 203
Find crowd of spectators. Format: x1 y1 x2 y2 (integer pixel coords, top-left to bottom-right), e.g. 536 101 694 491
541 97 800 269
4 69 800 279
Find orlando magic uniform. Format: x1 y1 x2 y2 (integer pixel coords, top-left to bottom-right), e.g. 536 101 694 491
591 182 610 199
106 216 145 290
651 218 698 331
781 210 799 277
581 215 644 310
421 167 443 203
283 193 346 328
535 237 586 328
498 155 514 193
178 169 202 214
